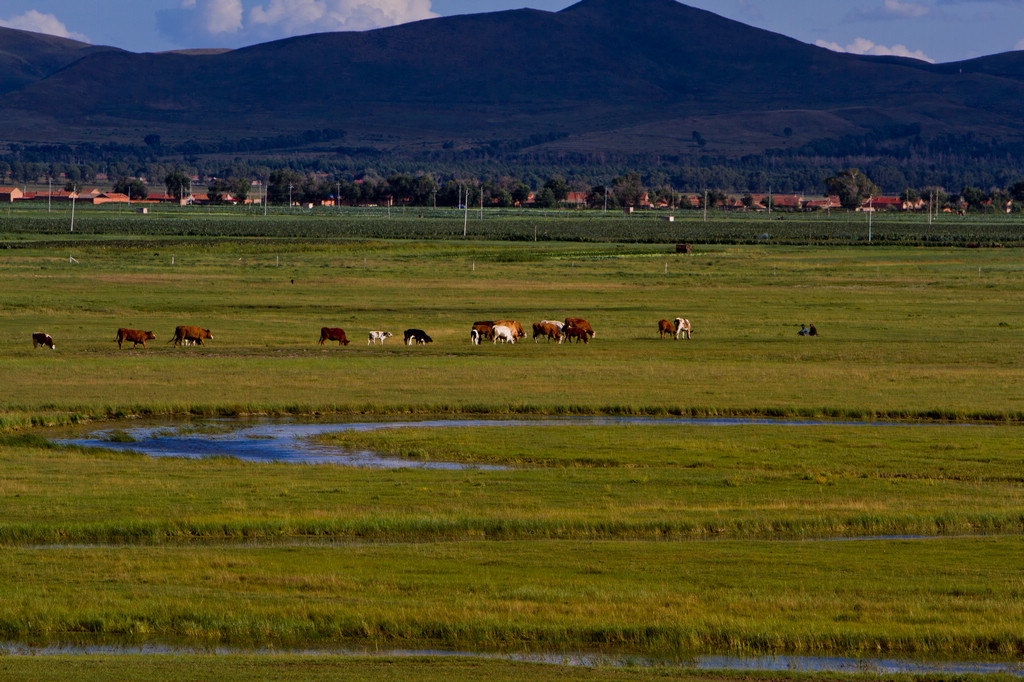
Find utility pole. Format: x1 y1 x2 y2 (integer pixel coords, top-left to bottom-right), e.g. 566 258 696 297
868 195 873 243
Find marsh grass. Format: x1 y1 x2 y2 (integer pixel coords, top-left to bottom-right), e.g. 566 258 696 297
2 423 1023 545
0 539 1021 657
2 235 1023 663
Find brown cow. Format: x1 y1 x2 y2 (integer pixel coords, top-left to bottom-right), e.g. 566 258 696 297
116 328 156 349
493 319 525 340
658 319 674 339
564 326 590 344
170 325 213 347
472 321 495 341
319 327 350 346
532 322 562 344
564 317 594 339
32 332 55 349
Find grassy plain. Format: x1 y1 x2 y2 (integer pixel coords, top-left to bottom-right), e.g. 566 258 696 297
1 208 1023 676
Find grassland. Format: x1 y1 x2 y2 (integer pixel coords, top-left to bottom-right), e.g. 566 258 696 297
1 207 1022 677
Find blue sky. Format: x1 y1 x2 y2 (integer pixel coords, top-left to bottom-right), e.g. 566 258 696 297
1 0 1022 64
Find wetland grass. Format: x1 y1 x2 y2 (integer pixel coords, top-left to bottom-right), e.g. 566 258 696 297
0 539 1021 657
1 236 1022 666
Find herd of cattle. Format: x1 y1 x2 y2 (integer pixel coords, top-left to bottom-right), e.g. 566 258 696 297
30 317 694 351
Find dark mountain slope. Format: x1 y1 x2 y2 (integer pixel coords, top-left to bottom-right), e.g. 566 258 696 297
0 27 120 96
2 0 1024 159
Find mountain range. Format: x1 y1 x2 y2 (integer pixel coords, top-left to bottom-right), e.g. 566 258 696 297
3 0 1024 175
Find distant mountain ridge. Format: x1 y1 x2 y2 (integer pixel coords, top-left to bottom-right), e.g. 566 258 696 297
3 0 1024 170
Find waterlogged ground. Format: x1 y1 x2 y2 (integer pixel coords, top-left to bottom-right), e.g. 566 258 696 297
55 415 922 467
1 643 1023 677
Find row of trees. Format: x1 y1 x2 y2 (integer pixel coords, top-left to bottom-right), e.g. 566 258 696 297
825 168 1024 213
27 162 1024 214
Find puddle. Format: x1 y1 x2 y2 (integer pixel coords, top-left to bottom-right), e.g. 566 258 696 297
54 416 951 470
0 642 1020 676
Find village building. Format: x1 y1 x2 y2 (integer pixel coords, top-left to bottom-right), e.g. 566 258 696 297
0 187 24 202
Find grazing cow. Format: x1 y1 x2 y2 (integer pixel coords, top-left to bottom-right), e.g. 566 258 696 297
32 332 55 349
368 330 393 345
493 320 525 340
116 328 156 349
564 326 590 344
319 327 350 346
404 328 433 345
673 318 692 340
539 320 564 332
658 319 675 339
492 324 516 344
470 329 481 345
170 325 212 347
564 318 595 339
472 321 495 341
532 322 563 344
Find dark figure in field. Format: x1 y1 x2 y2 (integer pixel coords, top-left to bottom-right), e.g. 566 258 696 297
32 332 55 349
404 329 433 345
809 324 818 336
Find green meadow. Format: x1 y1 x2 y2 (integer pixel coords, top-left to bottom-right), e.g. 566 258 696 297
1 210 1023 677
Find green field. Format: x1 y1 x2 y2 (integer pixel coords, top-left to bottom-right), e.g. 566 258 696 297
1 209 1023 677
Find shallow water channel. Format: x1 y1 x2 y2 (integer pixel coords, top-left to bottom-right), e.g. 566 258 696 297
57 415 910 469
1 642 1021 676
45 416 1019 676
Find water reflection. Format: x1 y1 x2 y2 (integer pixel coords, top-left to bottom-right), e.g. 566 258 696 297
0 641 1021 676
55 415 904 469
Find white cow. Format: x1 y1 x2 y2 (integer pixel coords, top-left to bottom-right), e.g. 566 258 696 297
673 318 692 340
368 331 392 345
539 320 564 332
492 324 516 344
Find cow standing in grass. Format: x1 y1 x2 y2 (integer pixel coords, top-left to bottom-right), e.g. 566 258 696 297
564 326 590 344
493 320 525 341
564 318 594 339
32 332 55 349
116 328 156 349
171 326 212 347
492 325 516 344
404 329 433 345
472 321 495 342
673 318 692 340
319 327 350 346
533 322 562 344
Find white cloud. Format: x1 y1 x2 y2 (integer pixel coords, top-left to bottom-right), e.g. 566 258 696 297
1016 37 1024 50
248 0 438 34
816 37 935 62
846 0 932 22
194 0 244 34
882 0 931 18
0 10 88 42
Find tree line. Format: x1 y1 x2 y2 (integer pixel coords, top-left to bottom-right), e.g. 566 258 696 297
6 152 1024 213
